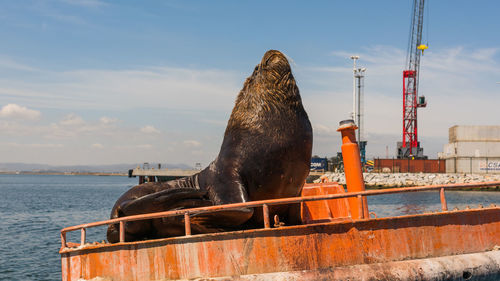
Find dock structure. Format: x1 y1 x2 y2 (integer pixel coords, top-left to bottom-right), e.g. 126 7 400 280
128 168 199 184
130 168 326 184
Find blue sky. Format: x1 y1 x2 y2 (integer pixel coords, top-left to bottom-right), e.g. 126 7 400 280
0 0 499 166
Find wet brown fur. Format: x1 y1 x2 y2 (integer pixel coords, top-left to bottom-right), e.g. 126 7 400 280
107 50 312 243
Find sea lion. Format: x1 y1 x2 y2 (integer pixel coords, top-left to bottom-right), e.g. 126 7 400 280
107 50 313 243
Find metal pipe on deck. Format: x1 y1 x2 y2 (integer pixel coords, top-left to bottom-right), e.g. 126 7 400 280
337 119 369 219
119 221 125 243
80 228 86 246
263 204 270 228
184 213 191 236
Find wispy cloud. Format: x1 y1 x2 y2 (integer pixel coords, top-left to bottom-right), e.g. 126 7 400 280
0 104 41 120
44 13 87 25
99 116 118 125
0 64 241 113
59 0 107 8
140 125 160 134
3 142 64 148
470 48 499 61
91 143 104 149
115 144 153 150
0 57 38 72
183 140 201 147
59 113 85 126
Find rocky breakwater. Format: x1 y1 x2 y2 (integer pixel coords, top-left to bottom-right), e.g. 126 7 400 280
315 173 500 189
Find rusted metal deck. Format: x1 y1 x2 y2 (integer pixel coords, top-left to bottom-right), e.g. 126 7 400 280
60 181 500 281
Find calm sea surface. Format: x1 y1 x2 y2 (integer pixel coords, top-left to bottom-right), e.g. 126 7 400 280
1 174 499 280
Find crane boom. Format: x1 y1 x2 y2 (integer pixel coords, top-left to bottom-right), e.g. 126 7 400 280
398 0 428 159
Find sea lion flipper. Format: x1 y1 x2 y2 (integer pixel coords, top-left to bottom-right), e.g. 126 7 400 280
107 188 211 243
120 188 209 216
202 178 254 226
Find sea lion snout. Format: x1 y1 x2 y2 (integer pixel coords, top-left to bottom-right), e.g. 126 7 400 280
260 50 291 74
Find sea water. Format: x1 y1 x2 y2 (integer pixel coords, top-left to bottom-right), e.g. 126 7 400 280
0 174 499 280
0 174 134 280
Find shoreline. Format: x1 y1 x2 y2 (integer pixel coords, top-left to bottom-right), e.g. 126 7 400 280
3 172 499 191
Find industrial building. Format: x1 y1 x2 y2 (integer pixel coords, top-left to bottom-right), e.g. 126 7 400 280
440 126 500 174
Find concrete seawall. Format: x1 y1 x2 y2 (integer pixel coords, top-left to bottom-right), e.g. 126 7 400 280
316 172 500 189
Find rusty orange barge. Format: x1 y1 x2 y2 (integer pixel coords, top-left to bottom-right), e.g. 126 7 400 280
60 121 500 280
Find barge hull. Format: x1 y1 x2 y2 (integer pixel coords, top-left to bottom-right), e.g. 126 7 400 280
193 250 500 281
61 207 500 281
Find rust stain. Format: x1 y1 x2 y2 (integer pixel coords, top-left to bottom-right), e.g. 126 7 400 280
61 208 500 280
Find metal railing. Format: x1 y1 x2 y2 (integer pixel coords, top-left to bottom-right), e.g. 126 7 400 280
60 181 500 249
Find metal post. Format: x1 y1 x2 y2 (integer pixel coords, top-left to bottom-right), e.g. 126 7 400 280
357 195 365 219
80 228 86 246
263 204 270 228
61 232 67 248
440 188 448 211
119 221 125 243
184 213 191 236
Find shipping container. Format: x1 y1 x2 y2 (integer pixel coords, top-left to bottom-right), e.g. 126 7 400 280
310 157 328 171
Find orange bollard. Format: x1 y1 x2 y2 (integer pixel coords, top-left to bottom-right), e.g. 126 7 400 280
337 119 369 219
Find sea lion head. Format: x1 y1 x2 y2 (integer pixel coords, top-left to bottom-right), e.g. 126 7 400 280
259 50 292 79
227 50 304 131
250 50 297 101
233 50 300 114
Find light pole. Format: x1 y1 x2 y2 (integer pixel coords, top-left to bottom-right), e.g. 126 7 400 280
350 56 359 120
355 67 366 143
349 56 368 166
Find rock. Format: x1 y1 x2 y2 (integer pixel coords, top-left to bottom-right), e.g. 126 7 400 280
314 172 499 187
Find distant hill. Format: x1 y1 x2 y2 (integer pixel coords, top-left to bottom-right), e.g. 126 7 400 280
0 162 193 173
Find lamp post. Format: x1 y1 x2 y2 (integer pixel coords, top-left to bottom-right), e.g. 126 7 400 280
350 56 359 120
354 67 366 143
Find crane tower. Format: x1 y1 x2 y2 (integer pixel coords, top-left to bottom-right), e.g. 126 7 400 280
397 0 428 159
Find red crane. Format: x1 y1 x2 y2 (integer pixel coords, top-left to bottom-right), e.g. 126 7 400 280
397 0 428 159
